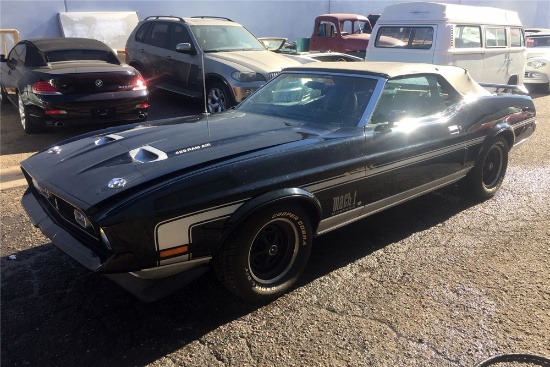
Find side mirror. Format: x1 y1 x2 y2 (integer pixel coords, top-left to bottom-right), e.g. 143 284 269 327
176 43 197 55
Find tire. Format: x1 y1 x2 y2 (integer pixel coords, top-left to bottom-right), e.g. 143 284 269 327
1 86 10 105
206 82 232 114
213 204 313 302
463 136 509 200
18 94 41 134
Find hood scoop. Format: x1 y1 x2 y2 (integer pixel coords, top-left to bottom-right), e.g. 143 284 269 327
129 146 168 163
95 134 124 146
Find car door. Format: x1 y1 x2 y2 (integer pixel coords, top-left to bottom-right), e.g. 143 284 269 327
1 43 26 104
361 74 466 209
142 22 171 87
483 27 508 83
162 23 196 95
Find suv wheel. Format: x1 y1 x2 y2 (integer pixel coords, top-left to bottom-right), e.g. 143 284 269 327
207 82 232 113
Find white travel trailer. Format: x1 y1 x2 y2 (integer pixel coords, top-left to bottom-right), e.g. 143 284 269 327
365 2 527 86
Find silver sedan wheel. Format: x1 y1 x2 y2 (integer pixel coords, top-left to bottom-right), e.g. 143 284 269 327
207 86 228 113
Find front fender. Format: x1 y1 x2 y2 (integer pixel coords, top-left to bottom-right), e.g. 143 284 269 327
216 187 322 252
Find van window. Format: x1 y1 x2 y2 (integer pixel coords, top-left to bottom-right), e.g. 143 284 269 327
375 27 434 49
454 26 481 48
485 28 507 47
510 27 525 47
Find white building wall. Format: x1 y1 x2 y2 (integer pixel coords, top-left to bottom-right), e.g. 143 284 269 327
1 0 549 45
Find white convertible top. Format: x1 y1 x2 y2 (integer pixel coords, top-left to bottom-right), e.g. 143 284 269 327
285 61 491 96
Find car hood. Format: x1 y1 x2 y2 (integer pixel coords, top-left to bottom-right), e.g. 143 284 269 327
21 111 332 207
206 50 299 73
526 49 550 59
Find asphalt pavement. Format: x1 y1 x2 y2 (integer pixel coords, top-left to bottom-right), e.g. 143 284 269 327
1 89 549 367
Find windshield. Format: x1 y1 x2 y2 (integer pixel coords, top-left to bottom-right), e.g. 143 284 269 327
237 73 377 127
191 25 266 52
527 35 550 48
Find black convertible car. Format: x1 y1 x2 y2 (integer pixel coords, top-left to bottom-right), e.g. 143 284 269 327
21 62 537 302
0 38 149 133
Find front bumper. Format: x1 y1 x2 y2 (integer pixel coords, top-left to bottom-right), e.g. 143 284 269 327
524 70 550 84
21 187 210 301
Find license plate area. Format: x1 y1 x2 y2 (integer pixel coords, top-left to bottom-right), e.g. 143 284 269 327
92 108 115 119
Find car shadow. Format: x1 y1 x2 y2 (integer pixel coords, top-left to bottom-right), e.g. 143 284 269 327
0 183 480 367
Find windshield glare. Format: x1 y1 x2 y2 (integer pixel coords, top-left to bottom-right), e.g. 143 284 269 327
237 73 377 127
191 25 266 52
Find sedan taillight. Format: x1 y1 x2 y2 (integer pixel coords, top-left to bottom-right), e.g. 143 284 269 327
133 76 147 91
32 81 61 94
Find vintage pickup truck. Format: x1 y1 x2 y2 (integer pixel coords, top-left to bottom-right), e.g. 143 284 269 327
308 14 402 57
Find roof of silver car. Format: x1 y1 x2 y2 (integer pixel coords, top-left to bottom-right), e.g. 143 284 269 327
284 61 490 96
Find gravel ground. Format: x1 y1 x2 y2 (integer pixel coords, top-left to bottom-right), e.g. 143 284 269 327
1 90 549 367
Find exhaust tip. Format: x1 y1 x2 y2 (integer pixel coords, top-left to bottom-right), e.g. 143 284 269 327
138 113 146 120
55 121 64 127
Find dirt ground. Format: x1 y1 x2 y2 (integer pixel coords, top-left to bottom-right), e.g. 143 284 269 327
1 90 549 367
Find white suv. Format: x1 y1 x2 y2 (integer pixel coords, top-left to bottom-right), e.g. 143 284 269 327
126 16 300 113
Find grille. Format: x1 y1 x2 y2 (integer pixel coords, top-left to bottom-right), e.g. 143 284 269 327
33 182 98 240
52 74 136 94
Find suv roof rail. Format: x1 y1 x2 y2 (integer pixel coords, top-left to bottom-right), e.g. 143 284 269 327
144 15 185 22
190 16 234 22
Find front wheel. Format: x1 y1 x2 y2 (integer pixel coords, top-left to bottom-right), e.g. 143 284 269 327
462 137 509 200
213 204 313 302
206 82 232 114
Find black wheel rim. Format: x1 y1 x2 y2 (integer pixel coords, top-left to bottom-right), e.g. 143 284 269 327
482 144 504 189
248 218 299 284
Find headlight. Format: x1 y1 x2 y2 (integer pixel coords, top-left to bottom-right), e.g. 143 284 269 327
32 178 51 198
74 209 91 228
231 71 258 82
527 60 547 69
99 228 112 250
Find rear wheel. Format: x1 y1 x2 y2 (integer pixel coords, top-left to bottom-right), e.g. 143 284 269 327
18 94 41 134
462 137 508 200
213 204 312 302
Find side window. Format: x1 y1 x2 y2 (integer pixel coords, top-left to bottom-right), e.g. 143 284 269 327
375 26 434 49
370 74 458 124
317 22 337 37
135 23 151 43
455 25 481 48
148 23 170 49
485 27 507 47
168 24 193 50
510 27 525 47
8 44 26 66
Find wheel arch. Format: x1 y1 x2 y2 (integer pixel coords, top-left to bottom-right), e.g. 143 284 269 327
215 188 322 253
204 74 235 101
507 74 519 85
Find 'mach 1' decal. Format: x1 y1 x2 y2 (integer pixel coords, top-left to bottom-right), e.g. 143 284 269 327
332 190 359 215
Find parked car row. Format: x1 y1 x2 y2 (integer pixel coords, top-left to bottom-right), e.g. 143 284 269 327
2 3 549 135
